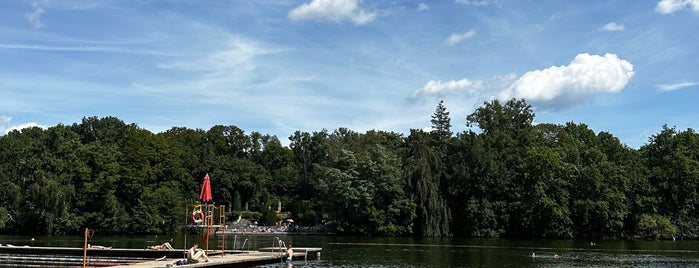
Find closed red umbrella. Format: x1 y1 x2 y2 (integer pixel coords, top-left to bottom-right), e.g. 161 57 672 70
199 173 213 246
200 173 213 203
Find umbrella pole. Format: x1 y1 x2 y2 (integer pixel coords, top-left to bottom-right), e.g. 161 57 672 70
206 204 211 253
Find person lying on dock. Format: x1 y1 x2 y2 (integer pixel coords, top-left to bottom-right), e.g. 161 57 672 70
5 244 30 248
88 244 112 249
187 243 210 263
148 242 174 250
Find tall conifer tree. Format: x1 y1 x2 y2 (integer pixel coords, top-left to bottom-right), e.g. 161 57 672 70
430 100 452 141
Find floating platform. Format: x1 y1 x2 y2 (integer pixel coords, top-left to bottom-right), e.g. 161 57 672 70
0 246 322 267
124 247 322 268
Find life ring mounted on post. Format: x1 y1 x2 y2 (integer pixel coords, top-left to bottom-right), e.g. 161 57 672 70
192 207 204 224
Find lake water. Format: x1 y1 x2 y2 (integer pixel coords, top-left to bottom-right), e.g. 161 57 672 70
2 234 698 267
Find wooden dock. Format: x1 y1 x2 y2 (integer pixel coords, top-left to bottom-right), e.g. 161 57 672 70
123 248 322 268
0 246 321 267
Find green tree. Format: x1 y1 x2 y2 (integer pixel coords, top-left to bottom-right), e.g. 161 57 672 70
559 123 630 238
519 146 573 238
405 130 451 237
641 126 699 238
637 214 677 240
464 99 538 237
431 100 452 141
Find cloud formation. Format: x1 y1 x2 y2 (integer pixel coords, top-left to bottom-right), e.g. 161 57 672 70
25 1 46 29
455 0 493 6
413 54 634 111
418 3 430 11
656 0 699 14
657 82 698 91
0 116 46 135
153 36 278 101
602 22 625 31
3 122 44 135
499 53 634 109
288 0 376 25
444 30 476 46
411 79 483 98
411 74 517 99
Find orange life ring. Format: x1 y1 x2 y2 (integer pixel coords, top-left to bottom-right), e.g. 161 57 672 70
192 210 204 223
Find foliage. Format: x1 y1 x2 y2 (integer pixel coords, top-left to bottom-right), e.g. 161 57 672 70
637 214 677 240
430 100 452 141
0 100 696 240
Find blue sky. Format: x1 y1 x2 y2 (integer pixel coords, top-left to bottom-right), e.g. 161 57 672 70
1 0 698 148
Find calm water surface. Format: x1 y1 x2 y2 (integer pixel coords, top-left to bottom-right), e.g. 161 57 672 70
2 234 698 267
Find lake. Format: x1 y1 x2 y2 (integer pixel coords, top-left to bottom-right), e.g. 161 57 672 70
2 234 698 267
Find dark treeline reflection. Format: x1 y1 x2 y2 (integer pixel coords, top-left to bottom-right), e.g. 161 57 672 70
0 99 696 240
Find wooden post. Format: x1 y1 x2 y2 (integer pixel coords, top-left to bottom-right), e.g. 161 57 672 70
205 204 213 253
183 204 188 259
220 205 226 256
83 228 88 268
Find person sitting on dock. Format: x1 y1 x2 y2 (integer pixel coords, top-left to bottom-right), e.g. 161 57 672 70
187 243 210 263
148 242 174 250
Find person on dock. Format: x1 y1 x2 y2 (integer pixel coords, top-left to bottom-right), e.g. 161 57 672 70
148 242 174 250
285 244 294 267
88 244 112 249
187 243 210 263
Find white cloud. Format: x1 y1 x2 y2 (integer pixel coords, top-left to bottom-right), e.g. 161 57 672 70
411 79 484 98
25 1 47 29
411 74 517 100
157 36 271 74
455 0 493 6
0 115 11 135
3 122 45 135
657 82 698 91
418 3 430 11
288 0 377 25
444 30 476 46
411 54 634 110
150 35 281 103
656 0 699 14
499 53 634 110
602 22 625 31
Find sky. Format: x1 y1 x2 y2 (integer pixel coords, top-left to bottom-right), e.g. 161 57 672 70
1 0 698 148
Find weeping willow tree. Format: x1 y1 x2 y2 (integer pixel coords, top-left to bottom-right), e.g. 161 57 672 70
404 129 451 237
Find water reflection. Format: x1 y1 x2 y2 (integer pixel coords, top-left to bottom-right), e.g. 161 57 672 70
2 235 698 268
253 236 699 268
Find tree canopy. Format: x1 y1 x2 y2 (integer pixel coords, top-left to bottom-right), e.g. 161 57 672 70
0 100 695 240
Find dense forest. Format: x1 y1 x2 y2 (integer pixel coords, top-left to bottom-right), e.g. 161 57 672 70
0 99 697 240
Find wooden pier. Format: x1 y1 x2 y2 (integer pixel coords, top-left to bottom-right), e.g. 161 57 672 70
0 246 321 267
124 247 322 268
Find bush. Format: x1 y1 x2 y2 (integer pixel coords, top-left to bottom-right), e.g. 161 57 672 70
637 214 677 240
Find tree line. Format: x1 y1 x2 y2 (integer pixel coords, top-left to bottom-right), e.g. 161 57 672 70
0 99 696 240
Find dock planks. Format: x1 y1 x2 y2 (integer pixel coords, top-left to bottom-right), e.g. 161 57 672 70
124 248 321 268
